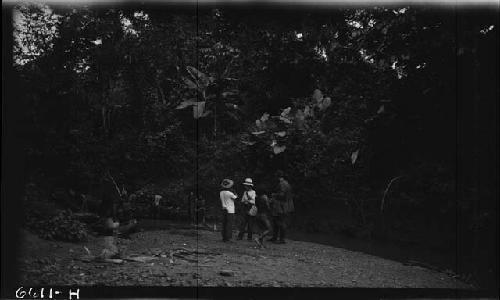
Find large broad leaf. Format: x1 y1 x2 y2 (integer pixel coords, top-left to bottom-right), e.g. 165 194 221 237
279 116 293 124
193 101 206 119
273 144 286 154
351 149 360 165
182 77 198 90
281 107 291 117
304 105 313 117
260 113 270 122
186 66 213 88
222 90 239 98
318 97 331 111
275 131 287 137
241 140 256 146
251 130 266 135
295 109 305 129
176 99 197 109
202 110 212 118
255 120 262 129
312 89 323 103
377 105 385 114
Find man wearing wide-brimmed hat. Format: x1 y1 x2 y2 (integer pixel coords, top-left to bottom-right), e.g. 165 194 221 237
237 178 257 241
220 179 237 242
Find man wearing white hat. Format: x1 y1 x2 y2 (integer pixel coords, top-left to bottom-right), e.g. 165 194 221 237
237 178 257 241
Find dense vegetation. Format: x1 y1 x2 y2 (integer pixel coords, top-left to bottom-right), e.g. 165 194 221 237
4 4 498 288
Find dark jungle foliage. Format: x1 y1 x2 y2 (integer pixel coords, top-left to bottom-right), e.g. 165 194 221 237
6 4 498 288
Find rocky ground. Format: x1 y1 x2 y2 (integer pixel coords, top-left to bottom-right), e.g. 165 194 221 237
17 227 474 288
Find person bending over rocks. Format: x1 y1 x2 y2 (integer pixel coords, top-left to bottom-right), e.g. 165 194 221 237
254 194 272 248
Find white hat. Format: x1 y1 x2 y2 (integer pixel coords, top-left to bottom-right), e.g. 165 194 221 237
243 178 254 186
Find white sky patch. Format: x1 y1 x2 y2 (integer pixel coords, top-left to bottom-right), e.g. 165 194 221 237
74 59 90 73
347 19 363 29
122 17 132 27
315 46 328 61
480 25 495 34
120 14 139 36
396 69 405 79
394 63 406 79
393 7 408 15
134 10 149 21
416 63 427 69
13 3 61 65
92 38 102 45
296 32 303 39
3 0 500 6
359 48 375 64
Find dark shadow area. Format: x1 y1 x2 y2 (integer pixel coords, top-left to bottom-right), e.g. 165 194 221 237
2 3 498 295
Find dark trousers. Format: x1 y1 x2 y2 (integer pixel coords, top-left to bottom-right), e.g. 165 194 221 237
221 211 234 241
196 209 206 225
271 214 287 241
152 205 160 219
257 214 272 241
238 214 255 239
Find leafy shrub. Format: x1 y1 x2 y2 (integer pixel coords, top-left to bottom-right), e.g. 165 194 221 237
128 181 186 219
25 204 88 242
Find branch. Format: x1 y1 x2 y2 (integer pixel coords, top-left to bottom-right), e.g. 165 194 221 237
380 175 404 213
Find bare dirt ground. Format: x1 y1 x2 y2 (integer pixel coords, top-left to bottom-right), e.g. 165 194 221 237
18 228 474 288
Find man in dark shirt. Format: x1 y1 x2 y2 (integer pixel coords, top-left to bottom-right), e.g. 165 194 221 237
254 194 272 248
269 171 294 244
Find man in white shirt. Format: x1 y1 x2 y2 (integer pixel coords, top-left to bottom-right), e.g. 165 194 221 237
220 179 237 242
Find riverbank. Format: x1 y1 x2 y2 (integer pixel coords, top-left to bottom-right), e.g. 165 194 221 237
18 225 473 288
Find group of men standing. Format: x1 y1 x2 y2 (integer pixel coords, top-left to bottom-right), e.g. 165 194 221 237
219 171 294 248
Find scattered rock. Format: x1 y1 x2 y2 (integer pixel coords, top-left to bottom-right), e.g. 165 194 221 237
123 256 157 263
219 269 234 277
17 223 472 288
103 258 124 264
78 255 95 262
